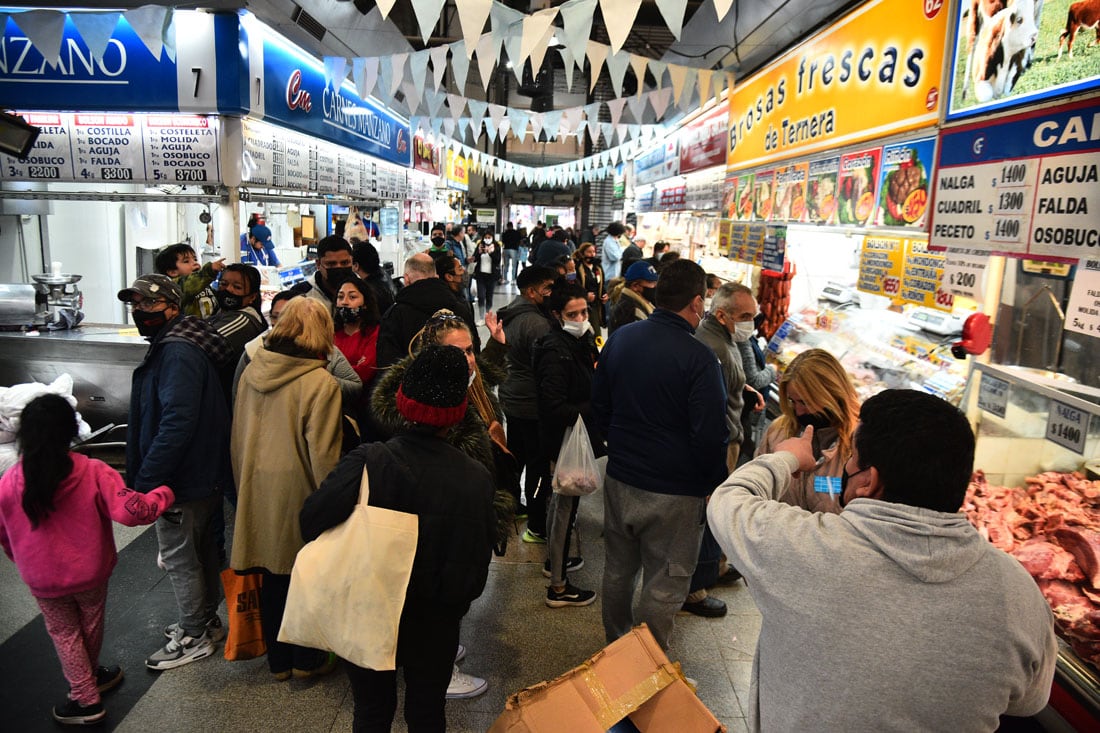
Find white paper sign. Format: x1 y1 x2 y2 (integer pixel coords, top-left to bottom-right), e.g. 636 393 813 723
942 246 989 301
1065 258 1100 338
977 372 1009 419
1047 399 1088 455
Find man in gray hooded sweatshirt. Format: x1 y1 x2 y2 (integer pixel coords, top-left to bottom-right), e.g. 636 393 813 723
707 389 1055 732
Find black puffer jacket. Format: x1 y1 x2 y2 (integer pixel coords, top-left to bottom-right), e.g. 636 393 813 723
376 278 479 368
300 435 495 617
532 325 606 463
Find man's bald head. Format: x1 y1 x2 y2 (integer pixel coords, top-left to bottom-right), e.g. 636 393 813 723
405 253 438 284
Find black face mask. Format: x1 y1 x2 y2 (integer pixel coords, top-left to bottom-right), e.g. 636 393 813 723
132 309 169 338
215 290 244 311
795 412 831 430
839 466 869 507
641 287 656 303
584 256 595 264
431 236 446 247
334 306 363 324
325 267 353 286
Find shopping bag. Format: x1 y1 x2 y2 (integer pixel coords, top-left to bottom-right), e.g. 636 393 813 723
551 415 602 496
278 467 418 670
221 569 266 661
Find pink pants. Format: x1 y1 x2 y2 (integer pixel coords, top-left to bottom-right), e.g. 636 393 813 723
35 583 108 705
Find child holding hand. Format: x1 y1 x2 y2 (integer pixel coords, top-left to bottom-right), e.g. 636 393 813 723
155 240 224 317
0 395 174 726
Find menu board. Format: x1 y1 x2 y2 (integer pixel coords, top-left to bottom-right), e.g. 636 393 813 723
858 235 905 298
728 222 766 266
901 239 950 312
0 112 220 184
931 100 1100 257
658 184 687 211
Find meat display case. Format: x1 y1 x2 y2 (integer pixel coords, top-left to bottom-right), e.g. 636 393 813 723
960 362 1100 727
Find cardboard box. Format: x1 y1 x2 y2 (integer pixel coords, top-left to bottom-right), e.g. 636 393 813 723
489 625 725 733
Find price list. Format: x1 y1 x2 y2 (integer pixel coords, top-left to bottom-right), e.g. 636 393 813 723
241 120 275 186
929 159 1034 255
1047 399 1088 455
857 235 905 298
1 112 220 184
312 144 340 195
339 154 367 196
280 134 312 191
728 222 765 266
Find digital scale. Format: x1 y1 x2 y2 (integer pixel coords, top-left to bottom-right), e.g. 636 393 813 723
819 281 856 304
905 307 967 337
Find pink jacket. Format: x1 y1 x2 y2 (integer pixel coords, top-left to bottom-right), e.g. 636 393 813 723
0 453 174 598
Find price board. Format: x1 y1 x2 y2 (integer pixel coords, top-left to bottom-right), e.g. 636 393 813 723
1046 399 1088 455
901 239 950 312
942 246 988 301
857 235 905 298
1065 258 1100 338
977 372 1009 418
931 99 1099 257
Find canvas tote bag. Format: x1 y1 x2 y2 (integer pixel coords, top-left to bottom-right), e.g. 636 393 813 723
278 467 418 670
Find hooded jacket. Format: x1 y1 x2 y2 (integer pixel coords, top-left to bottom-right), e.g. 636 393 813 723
126 315 234 500
0 454 173 598
707 452 1057 733
230 346 342 575
694 315 747 444
532 324 605 463
497 295 553 419
300 436 495 618
608 285 654 334
376 277 479 368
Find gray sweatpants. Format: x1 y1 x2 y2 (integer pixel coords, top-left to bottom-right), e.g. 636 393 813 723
155 494 223 637
601 475 705 651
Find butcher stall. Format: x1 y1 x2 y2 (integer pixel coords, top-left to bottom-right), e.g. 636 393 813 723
962 363 1100 731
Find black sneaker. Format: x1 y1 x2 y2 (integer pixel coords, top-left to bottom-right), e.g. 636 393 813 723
541 557 584 578
94 665 123 694
546 583 597 608
52 699 106 725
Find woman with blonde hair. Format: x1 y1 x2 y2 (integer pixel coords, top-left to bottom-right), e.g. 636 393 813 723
755 348 860 513
231 297 343 680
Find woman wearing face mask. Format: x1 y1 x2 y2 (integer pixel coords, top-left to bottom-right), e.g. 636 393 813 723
333 277 381 387
755 348 860 513
471 231 501 325
573 243 606 339
531 282 605 608
370 308 515 700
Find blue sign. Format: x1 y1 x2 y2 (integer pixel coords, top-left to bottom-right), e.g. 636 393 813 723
762 225 787 273
939 99 1100 166
634 145 667 185
0 11 239 113
258 35 411 168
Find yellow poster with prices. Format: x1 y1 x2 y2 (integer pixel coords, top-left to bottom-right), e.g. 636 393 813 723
901 238 951 311
858 234 905 299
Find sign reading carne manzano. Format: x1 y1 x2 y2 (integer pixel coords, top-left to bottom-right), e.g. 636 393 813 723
930 98 1100 258
725 0 949 172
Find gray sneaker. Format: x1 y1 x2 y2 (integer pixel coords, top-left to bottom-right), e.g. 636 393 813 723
146 631 214 671
163 616 225 643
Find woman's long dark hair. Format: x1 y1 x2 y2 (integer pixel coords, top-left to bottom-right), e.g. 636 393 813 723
18 394 78 529
336 275 381 333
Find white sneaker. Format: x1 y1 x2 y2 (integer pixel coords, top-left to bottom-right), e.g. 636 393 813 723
446 665 487 699
455 644 466 663
145 631 214 671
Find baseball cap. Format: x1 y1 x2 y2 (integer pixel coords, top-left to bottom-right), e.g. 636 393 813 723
117 274 182 306
625 261 659 283
250 224 272 241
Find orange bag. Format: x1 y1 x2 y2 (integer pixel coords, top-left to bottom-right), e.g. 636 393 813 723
220 569 266 661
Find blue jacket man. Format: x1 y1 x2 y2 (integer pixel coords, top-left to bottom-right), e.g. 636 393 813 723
119 274 234 672
591 259 728 651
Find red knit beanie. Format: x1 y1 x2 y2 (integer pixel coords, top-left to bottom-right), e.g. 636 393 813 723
396 344 469 428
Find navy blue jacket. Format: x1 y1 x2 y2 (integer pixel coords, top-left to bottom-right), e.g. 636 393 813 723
126 317 234 501
592 308 728 497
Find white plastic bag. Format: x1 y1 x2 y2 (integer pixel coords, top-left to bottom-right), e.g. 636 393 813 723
552 416 601 496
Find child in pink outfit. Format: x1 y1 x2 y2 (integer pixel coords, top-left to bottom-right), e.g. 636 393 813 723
0 395 174 727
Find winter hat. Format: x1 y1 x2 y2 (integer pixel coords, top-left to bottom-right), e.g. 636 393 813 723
625 261 659 283
396 344 469 428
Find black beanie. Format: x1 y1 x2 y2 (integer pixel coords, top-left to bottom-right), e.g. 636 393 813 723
396 345 469 427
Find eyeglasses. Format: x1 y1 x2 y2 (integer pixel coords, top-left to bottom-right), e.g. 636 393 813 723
129 299 168 312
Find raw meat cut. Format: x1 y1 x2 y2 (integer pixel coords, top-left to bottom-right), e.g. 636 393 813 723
1011 540 1084 582
1053 527 1100 589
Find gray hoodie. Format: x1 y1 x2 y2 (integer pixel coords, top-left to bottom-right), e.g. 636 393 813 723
707 452 1056 733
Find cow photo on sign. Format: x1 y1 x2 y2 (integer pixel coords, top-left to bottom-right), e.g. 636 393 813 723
950 0 1100 118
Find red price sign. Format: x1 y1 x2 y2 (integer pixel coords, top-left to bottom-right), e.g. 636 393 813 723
883 277 900 295
935 288 955 309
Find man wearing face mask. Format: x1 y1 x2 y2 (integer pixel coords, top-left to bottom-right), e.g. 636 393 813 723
608 261 657 335
118 275 235 671
707 391 1056 732
592 260 728 653
307 236 356 309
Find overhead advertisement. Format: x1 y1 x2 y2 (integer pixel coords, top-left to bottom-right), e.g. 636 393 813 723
945 0 1100 122
930 98 1100 257
446 149 468 191
679 106 728 174
726 0 948 171
413 134 440 175
635 139 679 185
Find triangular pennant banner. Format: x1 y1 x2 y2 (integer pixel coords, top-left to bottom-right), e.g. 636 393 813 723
586 41 609 94
447 94 467 121
411 0 446 44
457 117 471 140
456 0 492 58
696 68 714 105
376 0 398 20
487 103 507 133
604 50 631 98
584 102 602 126
377 56 393 103
353 57 378 100
468 99 488 132
427 90 446 118
679 66 698 107
654 0 688 40
528 20 557 78
648 60 667 89
530 112 545 140
510 109 531 142
70 11 120 61
668 64 688 108
443 118 456 138
408 49 431 93
558 46 577 91
543 110 564 140
430 45 448 90
560 0 596 70
599 0 642 54
402 81 423 116
627 94 648 124
607 98 626 127
124 6 171 61
520 7 558 73
476 34 497 92
630 53 649 96
323 56 348 89
450 41 470 91
713 0 735 24
650 87 673 119
502 29 524 84
390 53 407 97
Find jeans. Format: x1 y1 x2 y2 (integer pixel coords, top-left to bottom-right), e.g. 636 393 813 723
601 476 705 651
517 247 529 270
347 610 461 732
155 494 223 638
475 273 497 314
505 415 550 535
502 249 518 282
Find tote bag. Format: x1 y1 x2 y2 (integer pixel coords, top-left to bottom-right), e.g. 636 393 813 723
278 467 418 670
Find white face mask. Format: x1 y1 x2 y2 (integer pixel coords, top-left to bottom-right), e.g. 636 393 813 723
732 320 755 342
562 319 592 338
703 297 714 312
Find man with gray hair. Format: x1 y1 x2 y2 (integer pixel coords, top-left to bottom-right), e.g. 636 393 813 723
376 253 463 368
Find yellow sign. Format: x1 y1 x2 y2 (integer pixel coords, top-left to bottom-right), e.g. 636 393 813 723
858 234 906 299
446 149 468 191
902 238 950 311
726 0 948 171
729 222 767 266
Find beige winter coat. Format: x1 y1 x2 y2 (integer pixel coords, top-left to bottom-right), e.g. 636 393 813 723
756 423 845 514
230 345 342 574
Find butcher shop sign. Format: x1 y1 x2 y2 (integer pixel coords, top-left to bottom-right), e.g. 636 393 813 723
1047 400 1088 455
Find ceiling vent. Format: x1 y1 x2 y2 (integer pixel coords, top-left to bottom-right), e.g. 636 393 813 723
291 5 326 43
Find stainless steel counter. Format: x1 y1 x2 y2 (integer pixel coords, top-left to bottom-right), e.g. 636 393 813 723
0 324 148 428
